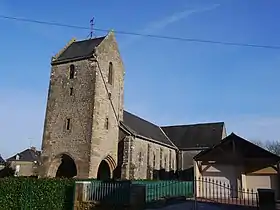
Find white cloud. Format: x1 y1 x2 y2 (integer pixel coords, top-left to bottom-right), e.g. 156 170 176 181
121 4 220 47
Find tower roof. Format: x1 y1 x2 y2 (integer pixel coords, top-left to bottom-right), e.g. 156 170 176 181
51 36 106 65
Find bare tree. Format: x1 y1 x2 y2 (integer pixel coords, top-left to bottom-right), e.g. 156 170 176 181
253 140 280 156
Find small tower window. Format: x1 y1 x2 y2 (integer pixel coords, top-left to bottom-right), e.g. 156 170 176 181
69 64 75 79
138 152 142 163
66 119 71 130
105 117 109 130
138 151 143 168
108 62 113 85
70 87 73 96
153 154 156 168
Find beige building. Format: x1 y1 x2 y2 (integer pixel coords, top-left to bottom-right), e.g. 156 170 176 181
40 31 225 180
6 147 41 177
194 133 280 199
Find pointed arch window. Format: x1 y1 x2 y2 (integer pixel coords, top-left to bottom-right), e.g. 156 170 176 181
69 64 75 79
108 62 113 85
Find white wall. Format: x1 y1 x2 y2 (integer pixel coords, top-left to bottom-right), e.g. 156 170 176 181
246 174 278 195
194 161 239 198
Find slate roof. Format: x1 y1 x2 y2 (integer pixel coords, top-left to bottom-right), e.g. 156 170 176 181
122 111 175 148
194 133 280 162
7 149 41 162
161 122 225 149
52 36 106 65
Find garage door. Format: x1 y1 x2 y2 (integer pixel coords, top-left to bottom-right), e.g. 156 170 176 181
246 174 278 195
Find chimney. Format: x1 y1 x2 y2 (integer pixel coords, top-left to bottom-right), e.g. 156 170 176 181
30 146 36 152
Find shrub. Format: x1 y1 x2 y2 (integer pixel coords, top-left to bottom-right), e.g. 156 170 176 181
0 177 75 210
0 164 15 178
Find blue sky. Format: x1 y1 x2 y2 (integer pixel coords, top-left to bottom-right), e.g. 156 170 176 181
1 0 280 158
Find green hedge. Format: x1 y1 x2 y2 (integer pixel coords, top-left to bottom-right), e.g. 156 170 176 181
0 177 75 210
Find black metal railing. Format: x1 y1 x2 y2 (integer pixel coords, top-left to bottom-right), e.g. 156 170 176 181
195 177 259 207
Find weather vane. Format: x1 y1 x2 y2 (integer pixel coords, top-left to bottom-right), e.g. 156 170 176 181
89 17 95 38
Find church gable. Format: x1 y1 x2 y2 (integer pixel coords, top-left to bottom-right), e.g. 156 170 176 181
122 111 175 148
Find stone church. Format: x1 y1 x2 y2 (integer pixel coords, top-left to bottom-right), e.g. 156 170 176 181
40 31 227 180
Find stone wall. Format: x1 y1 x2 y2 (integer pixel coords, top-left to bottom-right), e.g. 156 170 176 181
41 59 95 178
88 32 125 178
121 135 177 180
40 31 125 178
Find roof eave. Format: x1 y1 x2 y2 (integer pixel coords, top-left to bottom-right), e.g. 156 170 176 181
135 134 178 150
180 147 210 151
51 54 94 66
159 126 179 150
120 121 177 150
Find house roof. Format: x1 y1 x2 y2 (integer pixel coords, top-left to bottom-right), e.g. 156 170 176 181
0 155 5 164
52 36 106 65
7 148 41 162
122 111 175 148
194 133 280 163
161 122 225 149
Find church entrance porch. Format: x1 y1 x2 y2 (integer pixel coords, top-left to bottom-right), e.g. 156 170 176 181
56 154 77 178
46 153 78 178
97 160 111 180
96 155 117 180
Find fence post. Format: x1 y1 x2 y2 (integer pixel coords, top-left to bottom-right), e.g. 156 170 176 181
257 188 276 210
73 181 84 210
194 177 197 210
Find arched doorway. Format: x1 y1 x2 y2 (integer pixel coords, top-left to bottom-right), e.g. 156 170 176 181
55 154 77 178
97 160 111 180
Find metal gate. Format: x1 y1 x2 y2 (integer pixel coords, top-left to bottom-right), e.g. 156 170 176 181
194 178 259 209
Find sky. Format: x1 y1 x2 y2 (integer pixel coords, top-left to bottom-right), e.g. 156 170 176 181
0 0 280 158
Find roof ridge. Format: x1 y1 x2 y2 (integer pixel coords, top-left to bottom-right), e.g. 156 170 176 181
124 110 159 127
75 36 106 43
123 110 176 147
158 126 178 149
161 121 224 128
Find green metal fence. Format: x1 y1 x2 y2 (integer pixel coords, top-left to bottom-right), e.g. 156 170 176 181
132 180 193 202
74 180 194 205
76 180 131 205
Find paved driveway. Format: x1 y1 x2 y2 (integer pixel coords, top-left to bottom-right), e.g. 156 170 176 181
146 201 257 210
